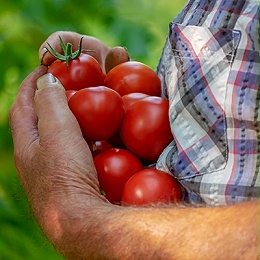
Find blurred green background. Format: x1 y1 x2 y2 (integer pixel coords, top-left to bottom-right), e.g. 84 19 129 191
0 0 186 259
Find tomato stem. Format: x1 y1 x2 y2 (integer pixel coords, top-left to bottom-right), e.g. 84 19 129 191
100 189 106 196
46 36 95 66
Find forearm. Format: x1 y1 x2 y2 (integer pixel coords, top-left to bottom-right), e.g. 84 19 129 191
33 179 259 260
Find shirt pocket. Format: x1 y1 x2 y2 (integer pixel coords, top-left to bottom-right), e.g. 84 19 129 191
164 23 241 179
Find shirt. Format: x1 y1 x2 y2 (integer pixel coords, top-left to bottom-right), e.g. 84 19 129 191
156 0 259 206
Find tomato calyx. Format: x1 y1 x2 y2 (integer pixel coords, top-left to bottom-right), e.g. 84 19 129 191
100 189 106 196
46 35 95 66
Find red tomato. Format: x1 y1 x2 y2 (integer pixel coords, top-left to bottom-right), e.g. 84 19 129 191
89 140 114 158
120 96 173 161
94 148 144 204
66 90 77 101
69 86 125 141
121 168 182 206
122 93 149 110
106 130 126 149
104 61 161 96
48 53 105 91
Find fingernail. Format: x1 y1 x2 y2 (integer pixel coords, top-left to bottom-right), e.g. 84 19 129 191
40 47 48 64
36 73 63 92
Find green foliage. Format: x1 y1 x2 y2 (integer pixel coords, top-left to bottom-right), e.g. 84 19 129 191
0 151 64 260
0 0 186 258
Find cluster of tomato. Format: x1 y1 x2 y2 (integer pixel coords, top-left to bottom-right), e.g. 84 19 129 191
47 40 182 206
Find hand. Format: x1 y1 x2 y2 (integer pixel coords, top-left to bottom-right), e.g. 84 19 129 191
9 66 106 216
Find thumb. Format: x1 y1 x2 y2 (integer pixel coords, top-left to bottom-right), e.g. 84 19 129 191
35 73 82 142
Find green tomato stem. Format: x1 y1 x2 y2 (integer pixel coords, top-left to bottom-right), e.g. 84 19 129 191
46 35 95 67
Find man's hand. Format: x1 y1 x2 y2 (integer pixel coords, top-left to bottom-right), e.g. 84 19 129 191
9 67 107 236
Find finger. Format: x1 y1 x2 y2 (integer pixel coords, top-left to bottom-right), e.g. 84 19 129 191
105 46 130 73
80 36 111 72
34 73 83 144
39 31 82 66
9 65 48 149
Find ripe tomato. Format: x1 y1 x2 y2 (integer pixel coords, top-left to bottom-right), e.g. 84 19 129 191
121 168 182 206
48 53 105 91
66 90 77 101
94 148 144 204
106 130 126 149
68 86 125 141
122 93 149 110
120 96 173 161
88 140 114 158
104 61 161 96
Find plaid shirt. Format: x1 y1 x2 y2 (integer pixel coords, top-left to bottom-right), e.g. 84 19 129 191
156 0 259 206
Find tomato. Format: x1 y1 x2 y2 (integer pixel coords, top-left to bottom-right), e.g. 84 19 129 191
66 90 77 101
94 148 144 204
106 130 126 149
121 168 182 206
48 53 105 91
104 61 161 96
120 96 173 161
89 140 114 158
68 86 125 141
122 93 149 110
